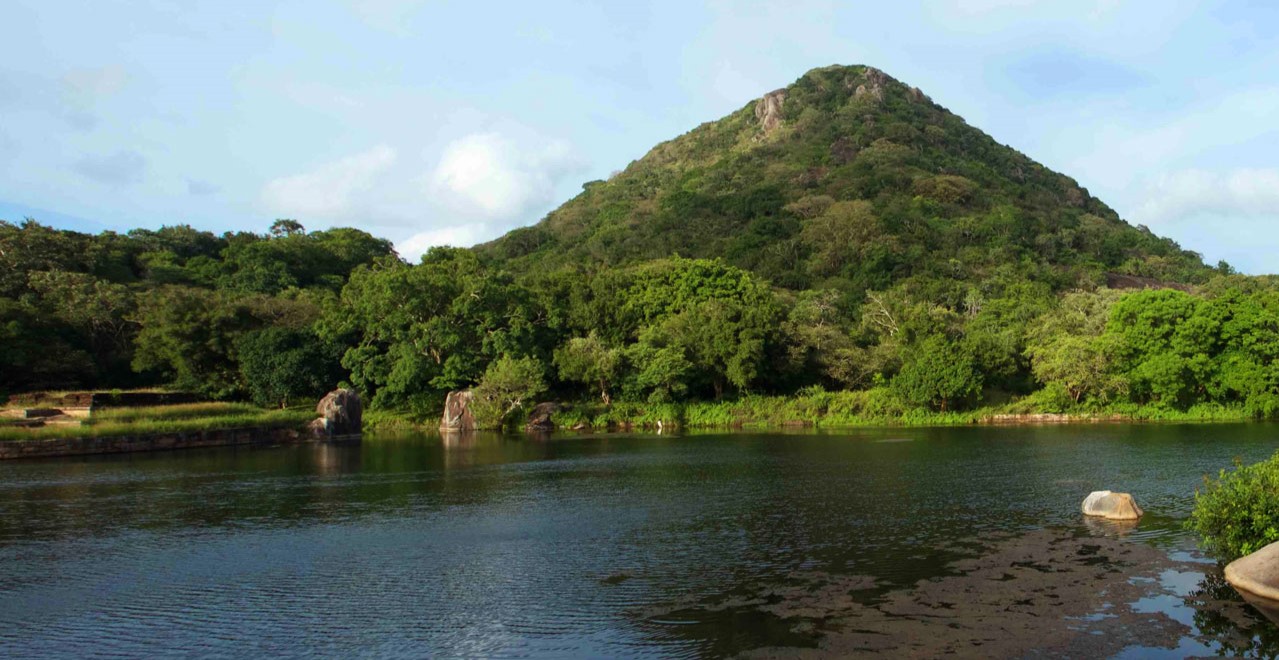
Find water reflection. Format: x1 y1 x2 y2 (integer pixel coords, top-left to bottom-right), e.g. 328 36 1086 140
1082 515 1141 537
0 424 1278 657
1184 569 1279 656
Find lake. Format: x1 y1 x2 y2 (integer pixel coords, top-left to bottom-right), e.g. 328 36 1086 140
2 424 1278 657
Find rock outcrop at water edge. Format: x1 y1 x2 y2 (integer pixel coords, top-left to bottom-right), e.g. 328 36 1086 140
309 388 362 439
1081 490 1143 520
525 402 557 431
440 390 476 431
1226 541 1279 604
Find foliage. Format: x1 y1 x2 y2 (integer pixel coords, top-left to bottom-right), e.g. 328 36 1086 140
1188 452 1279 560
235 327 342 408
470 355 548 428
554 332 621 404
479 65 1209 296
131 287 257 399
320 248 546 414
9 64 1277 426
891 335 983 411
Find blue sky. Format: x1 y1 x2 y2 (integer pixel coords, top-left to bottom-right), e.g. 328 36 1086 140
1 1 1278 272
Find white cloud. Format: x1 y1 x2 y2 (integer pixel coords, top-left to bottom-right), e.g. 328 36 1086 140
429 132 582 225
59 65 129 131
937 0 1039 16
1061 86 1279 191
187 179 220 196
344 0 428 33
1132 168 1279 228
73 150 146 185
63 66 128 98
261 145 396 219
396 224 494 262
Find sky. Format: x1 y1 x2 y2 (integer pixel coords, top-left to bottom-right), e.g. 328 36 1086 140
1 1 1278 272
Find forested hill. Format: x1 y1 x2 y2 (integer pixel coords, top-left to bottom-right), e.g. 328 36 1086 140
9 65 1279 426
478 64 1210 296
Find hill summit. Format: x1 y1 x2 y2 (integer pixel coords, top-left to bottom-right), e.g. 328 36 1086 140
479 64 1207 297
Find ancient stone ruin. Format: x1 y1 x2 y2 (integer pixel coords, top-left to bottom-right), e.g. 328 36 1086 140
309 388 362 439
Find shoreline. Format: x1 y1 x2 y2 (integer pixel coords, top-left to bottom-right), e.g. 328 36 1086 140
365 407 1262 434
0 425 319 460
3 404 1258 459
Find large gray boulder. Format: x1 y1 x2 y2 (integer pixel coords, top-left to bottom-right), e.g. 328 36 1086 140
440 390 476 431
309 389 362 439
1081 490 1143 521
1226 541 1279 603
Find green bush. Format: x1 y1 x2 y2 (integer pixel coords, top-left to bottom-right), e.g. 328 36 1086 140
1188 452 1279 560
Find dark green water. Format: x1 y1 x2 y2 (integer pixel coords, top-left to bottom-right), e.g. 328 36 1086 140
1 424 1278 657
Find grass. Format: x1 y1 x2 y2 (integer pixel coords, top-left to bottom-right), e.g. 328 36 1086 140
91 402 265 424
0 403 312 442
551 390 994 430
366 386 1262 432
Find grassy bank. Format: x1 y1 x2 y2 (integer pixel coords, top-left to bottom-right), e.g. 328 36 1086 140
0 402 312 442
364 387 1262 432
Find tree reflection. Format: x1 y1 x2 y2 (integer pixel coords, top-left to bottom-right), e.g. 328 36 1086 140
1186 569 1279 656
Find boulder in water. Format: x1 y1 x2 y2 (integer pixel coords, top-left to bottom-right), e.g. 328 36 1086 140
440 390 476 431
1081 490 1143 521
1226 541 1279 603
309 389 362 439
525 402 557 431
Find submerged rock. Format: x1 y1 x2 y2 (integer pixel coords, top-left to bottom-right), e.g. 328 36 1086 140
440 390 476 431
686 527 1207 658
309 389 362 439
1081 490 1143 521
1226 541 1279 603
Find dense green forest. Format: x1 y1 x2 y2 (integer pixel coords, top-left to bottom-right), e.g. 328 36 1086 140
5 65 1279 427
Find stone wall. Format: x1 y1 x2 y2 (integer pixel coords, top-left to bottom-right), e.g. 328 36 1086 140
0 426 309 460
6 391 204 411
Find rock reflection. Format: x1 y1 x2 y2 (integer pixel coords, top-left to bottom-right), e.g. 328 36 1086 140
1238 590 1279 627
1184 569 1279 656
440 429 478 449
1082 514 1140 537
310 442 361 476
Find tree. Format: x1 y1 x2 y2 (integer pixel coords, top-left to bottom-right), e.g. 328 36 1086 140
591 257 783 398
1104 289 1220 408
322 249 546 412
659 299 769 399
471 355 547 427
891 335 983 411
554 332 621 404
131 287 256 398
269 219 305 237
26 271 137 379
779 289 866 388
1023 289 1131 406
0 297 95 393
623 326 693 403
1027 334 1125 404
235 327 341 408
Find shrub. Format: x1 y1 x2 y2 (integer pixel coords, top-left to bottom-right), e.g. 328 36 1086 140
1188 452 1279 560
470 355 547 429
